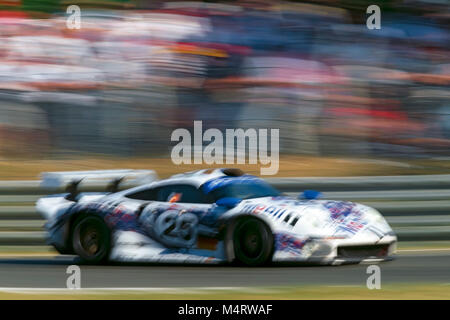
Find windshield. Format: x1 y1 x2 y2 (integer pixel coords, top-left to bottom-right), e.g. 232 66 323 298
208 181 280 200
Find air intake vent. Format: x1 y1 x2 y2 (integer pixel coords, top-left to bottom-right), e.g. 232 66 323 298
337 244 389 259
222 168 245 177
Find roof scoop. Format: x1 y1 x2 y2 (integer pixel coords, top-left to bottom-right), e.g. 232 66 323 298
222 168 245 177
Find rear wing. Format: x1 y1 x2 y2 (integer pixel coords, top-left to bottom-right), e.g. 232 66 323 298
40 169 159 193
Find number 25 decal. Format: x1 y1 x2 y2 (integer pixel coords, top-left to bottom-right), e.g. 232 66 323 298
154 210 199 248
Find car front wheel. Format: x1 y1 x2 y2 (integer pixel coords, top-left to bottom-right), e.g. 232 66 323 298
230 217 274 266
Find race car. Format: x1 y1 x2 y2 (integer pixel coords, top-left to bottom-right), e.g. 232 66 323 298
36 168 397 266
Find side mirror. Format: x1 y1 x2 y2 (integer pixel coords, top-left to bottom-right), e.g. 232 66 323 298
215 197 241 208
299 190 322 200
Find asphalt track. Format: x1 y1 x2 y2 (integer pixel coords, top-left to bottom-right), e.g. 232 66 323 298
0 251 448 288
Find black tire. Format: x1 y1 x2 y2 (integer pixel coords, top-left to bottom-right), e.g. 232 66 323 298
231 217 274 266
72 215 111 264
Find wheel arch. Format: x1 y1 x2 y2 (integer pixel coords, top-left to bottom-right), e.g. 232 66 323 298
70 211 112 263
222 213 275 264
64 208 107 253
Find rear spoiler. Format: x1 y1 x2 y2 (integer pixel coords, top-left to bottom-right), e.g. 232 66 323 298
40 169 159 194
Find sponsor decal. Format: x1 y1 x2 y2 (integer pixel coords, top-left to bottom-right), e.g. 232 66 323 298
323 201 368 235
103 203 143 233
241 203 291 220
323 201 356 220
275 233 309 255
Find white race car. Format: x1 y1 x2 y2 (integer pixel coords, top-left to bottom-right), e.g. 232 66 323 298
36 168 397 266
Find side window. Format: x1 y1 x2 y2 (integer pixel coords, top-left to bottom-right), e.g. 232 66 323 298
157 184 213 204
126 187 158 201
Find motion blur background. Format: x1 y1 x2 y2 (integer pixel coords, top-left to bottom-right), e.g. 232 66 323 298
0 1 449 299
0 0 448 161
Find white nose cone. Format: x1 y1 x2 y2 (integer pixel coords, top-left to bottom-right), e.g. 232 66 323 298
291 206 337 238
290 201 393 240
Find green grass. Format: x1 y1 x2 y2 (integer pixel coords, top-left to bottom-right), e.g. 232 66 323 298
397 241 450 250
0 246 57 256
0 284 448 300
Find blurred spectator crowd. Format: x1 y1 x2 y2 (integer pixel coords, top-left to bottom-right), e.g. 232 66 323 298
0 1 449 158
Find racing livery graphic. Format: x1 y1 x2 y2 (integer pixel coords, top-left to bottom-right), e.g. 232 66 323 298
36 168 397 266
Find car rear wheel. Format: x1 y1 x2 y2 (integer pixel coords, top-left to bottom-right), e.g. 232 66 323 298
72 215 110 264
231 217 274 266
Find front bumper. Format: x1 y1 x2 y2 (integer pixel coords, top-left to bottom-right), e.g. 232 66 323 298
272 234 397 264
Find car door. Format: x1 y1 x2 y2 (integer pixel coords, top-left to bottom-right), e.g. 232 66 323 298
134 183 213 248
